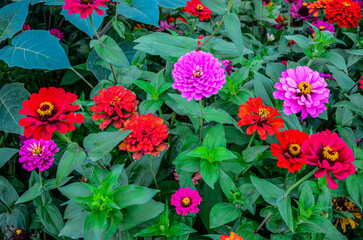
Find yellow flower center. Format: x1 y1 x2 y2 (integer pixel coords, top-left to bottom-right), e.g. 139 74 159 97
32 147 43 155
196 4 204 11
303 2 308 6
258 107 270 119
288 144 301 156
110 96 121 106
322 146 339 162
319 26 325 30
80 0 93 4
16 229 22 235
182 197 191 206
37 102 54 117
342 2 350 6
298 81 312 94
193 69 203 77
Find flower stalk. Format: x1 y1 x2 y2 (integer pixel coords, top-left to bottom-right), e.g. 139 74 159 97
284 167 319 198
148 155 162 200
39 171 46 206
199 100 204 142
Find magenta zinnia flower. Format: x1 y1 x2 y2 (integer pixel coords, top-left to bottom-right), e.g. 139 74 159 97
273 66 330 119
155 21 182 35
19 138 59 171
222 60 235 76
320 73 336 81
171 187 202 215
309 20 335 35
301 130 356 189
63 0 109 19
17 24 30 35
290 1 317 21
172 51 226 101
49 28 64 42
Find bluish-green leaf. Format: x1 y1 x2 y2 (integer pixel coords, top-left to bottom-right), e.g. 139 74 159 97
200 160 219 189
15 183 41 204
200 0 227 14
0 148 18 169
250 176 284 206
223 13 244 56
210 202 241 228
157 0 187 8
118 0 159 27
277 196 295 232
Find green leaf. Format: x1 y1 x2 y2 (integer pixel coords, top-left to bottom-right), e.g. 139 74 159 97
327 65 355 93
346 174 361 208
203 124 226 149
219 169 238 201
83 130 132 161
210 202 241 228
58 182 93 199
15 183 42 204
112 18 125 38
0 83 30 135
277 196 295 233
200 0 227 14
0 176 19 213
98 164 124 195
160 200 169 229
134 224 163 237
213 147 237 162
320 51 347 74
56 144 86 186
200 160 219 189
90 211 108 240
0 204 28 232
117 0 159 27
187 146 211 160
59 211 87 239
250 176 284 206
133 80 155 95
0 148 18 169
113 185 159 209
299 183 315 210
0 30 71 70
254 72 277 108
243 145 269 163
90 35 130 68
166 221 197 237
139 99 164 115
223 13 244 56
167 93 200 116
203 106 241 132
299 215 346 239
157 0 188 9
36 203 64 236
0 0 29 42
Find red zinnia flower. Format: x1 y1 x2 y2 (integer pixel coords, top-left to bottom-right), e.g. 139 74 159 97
301 130 356 189
287 40 296 47
359 76 363 89
220 232 243 240
183 0 213 21
63 0 109 19
237 97 284 140
90 86 139 130
119 113 169 160
19 87 84 140
325 0 362 28
281 60 288 66
270 129 310 173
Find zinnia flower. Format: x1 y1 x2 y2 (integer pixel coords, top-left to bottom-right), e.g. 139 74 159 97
183 0 213 21
359 77 363 89
90 86 139 130
171 187 202 215
281 60 288 66
49 28 64 41
19 138 59 171
17 24 30 35
325 0 362 28
307 0 332 16
220 232 243 240
4 227 32 240
301 130 356 189
119 113 168 160
309 20 335 35
263 0 273 6
174 170 202 185
291 0 318 21
222 60 235 76
237 97 284 140
270 129 310 173
333 197 361 232
197 35 205 46
275 14 287 30
273 66 330 119
19 87 84 140
172 51 226 101
155 21 182 35
320 73 336 81
63 0 109 19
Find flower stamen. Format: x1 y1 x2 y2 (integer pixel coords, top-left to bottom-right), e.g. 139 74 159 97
298 81 312 94
37 102 54 117
323 146 339 162
182 197 191 207
258 107 270 119
80 0 93 4
196 4 204 11
32 147 43 156
288 144 301 156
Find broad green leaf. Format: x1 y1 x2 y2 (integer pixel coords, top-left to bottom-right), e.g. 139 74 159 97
200 0 227 14
112 18 125 38
90 211 108 240
250 176 284 206
346 174 361 209
58 182 93 199
0 204 28 232
0 148 18 169
203 106 241 132
15 183 41 204
167 93 200 116
98 165 124 195
118 0 159 27
280 113 302 131
203 124 226 149
0 83 30 134
299 215 347 239
36 203 64 236
336 107 353 126
299 183 314 210
320 51 347 74
135 224 163 237
139 99 164 115
83 130 132 161
0 30 71 70
200 160 219 189
0 0 29 42
59 211 87 239
113 185 158 209
254 72 277 108
219 169 238 201
327 65 355 93
166 221 197 237
277 196 295 233
213 147 237 162
133 80 155 95
223 13 244 56
157 0 188 9
210 202 241 228
0 176 19 213
243 145 269 163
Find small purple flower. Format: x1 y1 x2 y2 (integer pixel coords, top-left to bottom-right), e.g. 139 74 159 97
273 66 330 119
320 73 336 81
19 138 59 171
155 21 182 35
172 51 226 101
49 28 64 42
291 1 317 21
309 20 335 35
353 0 363 8
267 33 275 41
222 60 235 76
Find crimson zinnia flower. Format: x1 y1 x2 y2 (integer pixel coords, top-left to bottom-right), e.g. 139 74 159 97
90 86 139 130
271 129 310 173
301 130 356 189
238 97 284 140
359 76 363 89
220 232 243 240
325 0 362 28
19 87 84 140
183 0 213 21
119 113 169 160
63 0 109 19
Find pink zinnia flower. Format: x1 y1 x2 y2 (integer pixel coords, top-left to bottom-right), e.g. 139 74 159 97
320 73 336 81
174 170 202 185
273 66 330 119
155 21 182 35
63 0 109 19
301 130 356 189
309 20 335 35
19 138 59 171
172 51 226 101
49 28 64 42
17 24 30 35
222 60 235 76
171 187 202 215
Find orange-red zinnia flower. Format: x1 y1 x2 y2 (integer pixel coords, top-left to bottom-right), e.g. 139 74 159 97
183 0 213 21
325 0 362 28
90 86 139 130
119 113 169 160
19 87 84 140
270 129 310 173
220 232 243 240
237 97 284 140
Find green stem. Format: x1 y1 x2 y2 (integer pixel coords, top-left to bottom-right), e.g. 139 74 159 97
89 15 103 46
306 59 313 67
243 131 257 160
158 108 165 122
148 155 162 200
332 114 359 133
288 4 291 30
0 198 11 213
166 112 176 161
254 212 273 234
283 167 319 198
71 68 93 89
199 100 204 142
284 171 290 188
39 171 46 206
128 151 133 162
347 80 361 95
188 18 197 36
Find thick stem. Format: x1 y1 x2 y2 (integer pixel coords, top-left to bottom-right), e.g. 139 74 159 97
148 155 162 200
39 171 46 206
71 68 94 89
0 198 11 213
254 212 273 234
283 167 319 198
199 100 204 142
